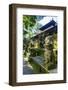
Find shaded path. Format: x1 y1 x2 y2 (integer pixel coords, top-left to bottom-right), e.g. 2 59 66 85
23 58 57 74
23 60 34 74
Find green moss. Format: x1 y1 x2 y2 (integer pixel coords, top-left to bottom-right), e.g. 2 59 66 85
48 63 57 70
30 48 45 57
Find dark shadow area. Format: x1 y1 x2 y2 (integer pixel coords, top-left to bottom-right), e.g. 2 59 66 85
23 60 34 74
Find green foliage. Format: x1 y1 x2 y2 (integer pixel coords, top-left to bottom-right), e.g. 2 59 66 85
48 62 57 70
43 33 57 71
23 15 43 39
53 33 57 49
30 48 45 57
23 15 37 30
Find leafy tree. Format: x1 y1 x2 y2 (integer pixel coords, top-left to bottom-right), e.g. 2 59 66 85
23 15 44 38
23 15 44 58
23 15 37 30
